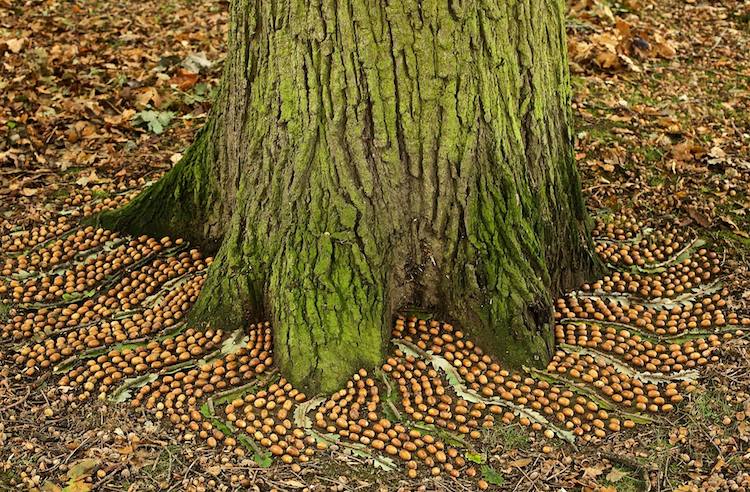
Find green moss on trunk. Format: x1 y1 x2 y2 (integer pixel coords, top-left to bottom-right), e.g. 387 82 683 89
95 123 224 252
102 0 595 393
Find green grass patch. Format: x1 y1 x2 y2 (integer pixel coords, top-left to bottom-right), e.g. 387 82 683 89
483 423 530 450
641 146 664 163
91 189 111 200
690 389 736 424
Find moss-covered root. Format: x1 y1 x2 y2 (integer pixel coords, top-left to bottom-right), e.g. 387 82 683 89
269 235 390 395
446 289 555 371
185 243 264 333
94 124 225 251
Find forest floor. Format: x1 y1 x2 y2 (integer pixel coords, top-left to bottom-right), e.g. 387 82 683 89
1 0 749 491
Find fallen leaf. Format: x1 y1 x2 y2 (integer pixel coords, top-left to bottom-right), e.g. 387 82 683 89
606 468 628 482
67 459 98 481
6 38 24 53
282 480 306 488
595 50 620 69
507 457 533 468
76 170 108 187
135 87 162 109
169 69 200 91
182 52 212 73
675 484 700 492
465 451 486 464
686 207 711 228
64 481 92 492
41 482 62 492
481 464 505 485
582 463 607 480
132 110 176 135
709 146 726 159
672 140 696 162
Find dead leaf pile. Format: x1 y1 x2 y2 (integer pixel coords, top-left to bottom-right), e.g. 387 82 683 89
567 0 678 73
0 0 228 220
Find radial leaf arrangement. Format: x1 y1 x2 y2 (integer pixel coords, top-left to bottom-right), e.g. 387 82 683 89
1 195 748 486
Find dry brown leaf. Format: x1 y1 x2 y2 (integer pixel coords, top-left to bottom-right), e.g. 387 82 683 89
582 463 608 479
672 141 692 161
615 19 631 37
135 87 162 108
606 468 628 482
592 32 620 51
169 69 200 91
653 33 677 58
686 207 711 228
76 170 108 187
6 38 25 53
570 40 593 62
507 457 533 468
675 485 700 492
596 51 619 69
283 480 306 488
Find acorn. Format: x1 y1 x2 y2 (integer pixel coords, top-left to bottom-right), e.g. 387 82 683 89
2 214 742 485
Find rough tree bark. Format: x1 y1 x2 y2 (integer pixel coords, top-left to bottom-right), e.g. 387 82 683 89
100 0 594 393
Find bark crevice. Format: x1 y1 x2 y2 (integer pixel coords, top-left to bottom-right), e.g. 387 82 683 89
101 0 596 393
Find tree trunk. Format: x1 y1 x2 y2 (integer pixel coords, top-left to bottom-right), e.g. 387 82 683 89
100 0 594 393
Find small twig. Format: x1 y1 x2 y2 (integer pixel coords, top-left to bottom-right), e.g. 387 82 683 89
0 386 30 411
63 435 91 464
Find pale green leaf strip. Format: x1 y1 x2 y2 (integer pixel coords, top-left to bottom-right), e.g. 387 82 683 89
559 319 747 343
572 281 723 310
109 373 158 403
308 430 397 471
393 340 576 444
558 343 699 384
526 367 654 424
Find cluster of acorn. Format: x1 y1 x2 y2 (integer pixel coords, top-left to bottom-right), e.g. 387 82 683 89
0 223 105 275
224 378 312 463
579 250 720 298
392 319 631 441
0 182 139 261
520 383 635 440
0 217 75 255
80 193 137 218
547 350 690 412
554 323 730 373
10 275 207 370
593 223 689 267
1 254 207 341
383 354 496 437
393 318 535 400
554 291 747 336
315 368 472 479
592 216 643 241
80 248 206 313
123 323 275 453
55 328 223 399
63 181 144 218
0 235 193 305
132 322 274 418
2 212 741 481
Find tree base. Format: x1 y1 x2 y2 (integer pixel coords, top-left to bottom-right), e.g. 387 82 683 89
96 0 597 393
